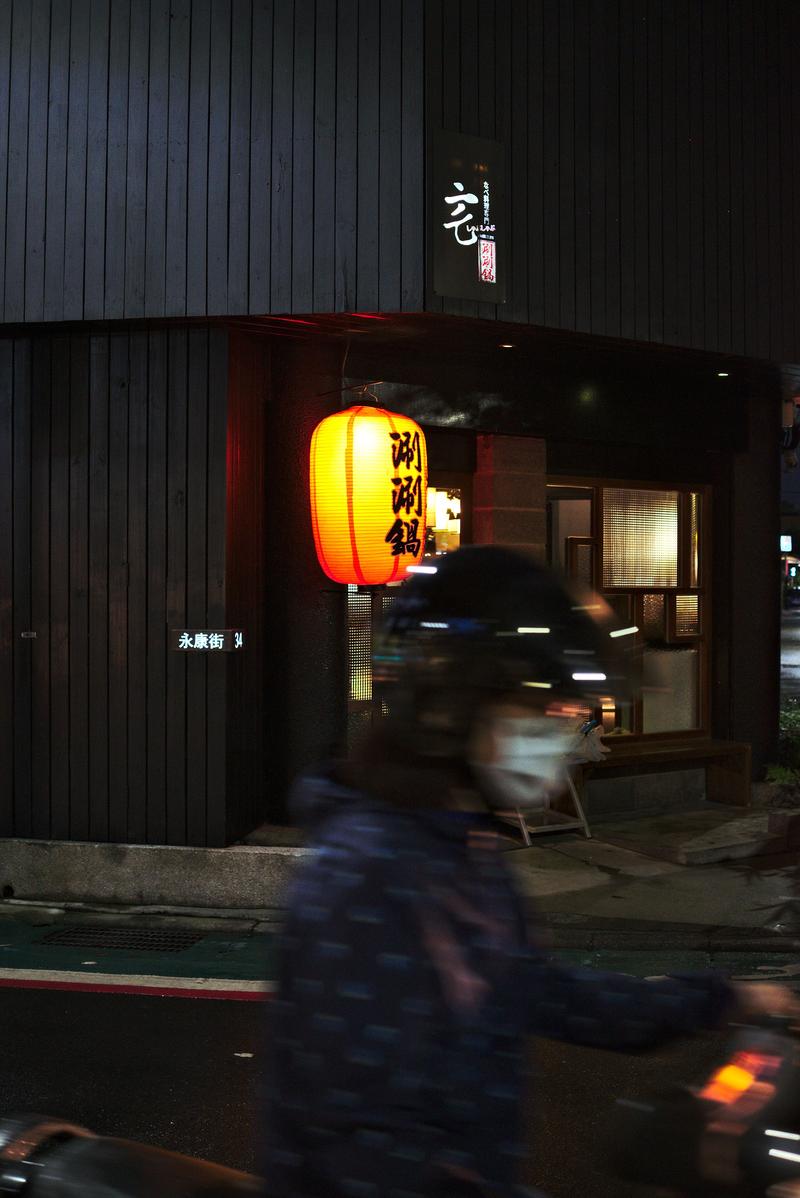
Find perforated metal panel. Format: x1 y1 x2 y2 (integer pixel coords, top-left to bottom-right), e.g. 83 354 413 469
602 488 679 587
347 586 373 702
347 585 402 747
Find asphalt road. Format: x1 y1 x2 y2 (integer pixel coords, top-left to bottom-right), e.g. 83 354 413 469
0 984 763 1198
781 610 800 700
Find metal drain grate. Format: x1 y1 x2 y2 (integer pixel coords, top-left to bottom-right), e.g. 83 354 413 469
38 926 204 953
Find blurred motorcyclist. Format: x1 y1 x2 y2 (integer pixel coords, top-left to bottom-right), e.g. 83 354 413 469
264 546 798 1198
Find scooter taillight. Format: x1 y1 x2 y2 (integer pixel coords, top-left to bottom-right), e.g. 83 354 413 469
700 1052 784 1107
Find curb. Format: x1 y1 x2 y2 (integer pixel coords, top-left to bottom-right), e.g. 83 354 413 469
4 839 800 957
547 931 800 952
539 919 800 953
0 839 308 910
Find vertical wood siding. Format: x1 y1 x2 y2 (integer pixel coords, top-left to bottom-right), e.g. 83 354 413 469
0 0 426 324
0 329 232 846
225 332 269 843
3 0 800 360
426 0 800 362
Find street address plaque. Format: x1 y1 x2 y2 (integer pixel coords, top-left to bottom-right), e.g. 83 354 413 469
170 629 245 651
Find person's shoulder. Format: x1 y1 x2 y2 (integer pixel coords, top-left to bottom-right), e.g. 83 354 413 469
312 804 428 876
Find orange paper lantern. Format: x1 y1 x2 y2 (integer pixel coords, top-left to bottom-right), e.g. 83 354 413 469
310 405 428 585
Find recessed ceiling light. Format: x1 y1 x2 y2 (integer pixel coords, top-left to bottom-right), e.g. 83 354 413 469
499 343 514 349
717 371 729 377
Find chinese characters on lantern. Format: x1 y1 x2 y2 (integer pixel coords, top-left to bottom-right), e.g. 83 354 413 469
385 429 424 558
170 630 245 651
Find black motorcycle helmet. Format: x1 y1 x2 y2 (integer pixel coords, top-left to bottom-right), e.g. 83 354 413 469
372 545 629 766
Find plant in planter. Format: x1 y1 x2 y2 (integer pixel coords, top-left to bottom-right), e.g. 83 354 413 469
757 699 800 807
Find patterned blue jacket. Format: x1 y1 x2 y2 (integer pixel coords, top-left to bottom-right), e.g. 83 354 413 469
264 770 733 1197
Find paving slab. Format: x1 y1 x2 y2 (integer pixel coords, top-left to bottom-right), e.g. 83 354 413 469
533 854 800 932
506 845 608 897
546 837 683 878
595 809 787 865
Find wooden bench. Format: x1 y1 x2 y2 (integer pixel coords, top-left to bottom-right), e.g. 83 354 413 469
570 738 753 810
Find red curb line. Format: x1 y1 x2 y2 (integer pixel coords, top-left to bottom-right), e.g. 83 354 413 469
0 977 271 1001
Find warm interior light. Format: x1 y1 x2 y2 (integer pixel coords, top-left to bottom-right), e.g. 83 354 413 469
600 697 617 731
426 487 462 555
499 343 514 349
602 488 679 588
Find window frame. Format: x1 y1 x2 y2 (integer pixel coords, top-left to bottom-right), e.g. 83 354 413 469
425 471 474 550
548 476 712 742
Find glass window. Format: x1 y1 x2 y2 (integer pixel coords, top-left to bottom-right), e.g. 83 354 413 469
547 481 708 737
689 492 701 588
641 593 666 640
642 646 699 733
547 488 592 571
425 486 462 556
602 488 679 588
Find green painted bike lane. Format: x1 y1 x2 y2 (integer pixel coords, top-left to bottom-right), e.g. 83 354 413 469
0 917 277 983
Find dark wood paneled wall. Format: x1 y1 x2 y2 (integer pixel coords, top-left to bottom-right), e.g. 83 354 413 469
225 332 269 842
264 340 348 813
3 1 800 362
0 327 234 845
425 0 800 363
0 0 425 325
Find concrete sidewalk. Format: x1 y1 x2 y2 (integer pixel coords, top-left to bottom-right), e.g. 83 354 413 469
508 833 800 950
2 803 800 952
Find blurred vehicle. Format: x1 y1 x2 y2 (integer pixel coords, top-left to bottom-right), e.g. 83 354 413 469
0 1115 260 1196
607 1016 800 1197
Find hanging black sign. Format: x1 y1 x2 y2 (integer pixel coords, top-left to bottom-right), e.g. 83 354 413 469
431 130 507 304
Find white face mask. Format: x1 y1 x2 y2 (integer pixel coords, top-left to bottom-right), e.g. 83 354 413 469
470 715 577 811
